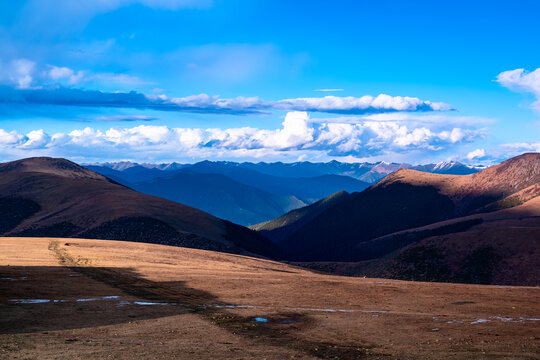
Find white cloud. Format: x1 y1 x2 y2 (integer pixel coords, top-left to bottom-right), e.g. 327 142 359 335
467 148 486 160
0 67 453 115
276 94 451 113
499 142 540 153
0 59 37 89
150 93 450 115
22 129 51 149
497 68 540 111
258 111 314 149
0 58 144 89
47 66 74 80
460 144 540 166
0 112 482 162
0 129 25 145
47 65 85 85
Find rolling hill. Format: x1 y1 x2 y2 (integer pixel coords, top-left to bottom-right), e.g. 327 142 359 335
0 157 277 257
254 153 540 285
2 237 538 358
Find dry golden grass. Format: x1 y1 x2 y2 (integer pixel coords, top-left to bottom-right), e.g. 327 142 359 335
1 237 539 359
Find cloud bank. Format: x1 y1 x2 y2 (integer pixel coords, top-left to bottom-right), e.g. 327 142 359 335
0 86 451 116
0 111 481 162
0 58 452 116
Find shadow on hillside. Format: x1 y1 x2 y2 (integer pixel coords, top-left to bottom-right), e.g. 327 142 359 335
0 265 217 335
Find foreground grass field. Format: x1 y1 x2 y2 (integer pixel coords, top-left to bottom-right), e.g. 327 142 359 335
1 237 539 359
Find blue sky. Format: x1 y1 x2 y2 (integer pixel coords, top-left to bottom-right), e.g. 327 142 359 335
0 0 539 164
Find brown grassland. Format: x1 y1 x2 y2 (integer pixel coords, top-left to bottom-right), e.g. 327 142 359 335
1 237 539 359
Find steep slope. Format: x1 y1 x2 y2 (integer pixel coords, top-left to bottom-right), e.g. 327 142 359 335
257 153 540 262
300 195 540 285
252 190 350 243
377 152 540 214
130 172 306 226
0 157 277 257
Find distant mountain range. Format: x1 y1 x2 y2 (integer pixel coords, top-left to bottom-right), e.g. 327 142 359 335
253 153 540 285
85 159 477 225
87 159 479 181
0 157 276 257
1 154 538 286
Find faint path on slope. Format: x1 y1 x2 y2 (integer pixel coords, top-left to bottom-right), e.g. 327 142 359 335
48 240 383 359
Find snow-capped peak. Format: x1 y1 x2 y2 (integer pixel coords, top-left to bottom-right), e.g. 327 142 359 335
433 160 459 171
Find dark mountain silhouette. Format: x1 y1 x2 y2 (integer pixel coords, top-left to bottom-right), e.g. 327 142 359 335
295 193 540 286
254 153 540 285
0 157 277 257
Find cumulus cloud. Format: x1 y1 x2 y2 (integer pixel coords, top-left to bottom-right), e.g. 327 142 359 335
22 129 51 149
0 129 25 145
497 68 540 111
46 65 85 85
467 148 486 160
0 111 482 161
275 94 452 114
258 111 314 149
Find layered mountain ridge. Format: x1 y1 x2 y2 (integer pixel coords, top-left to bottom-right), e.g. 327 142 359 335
85 159 476 225
253 153 540 285
1 154 537 286
0 157 276 257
